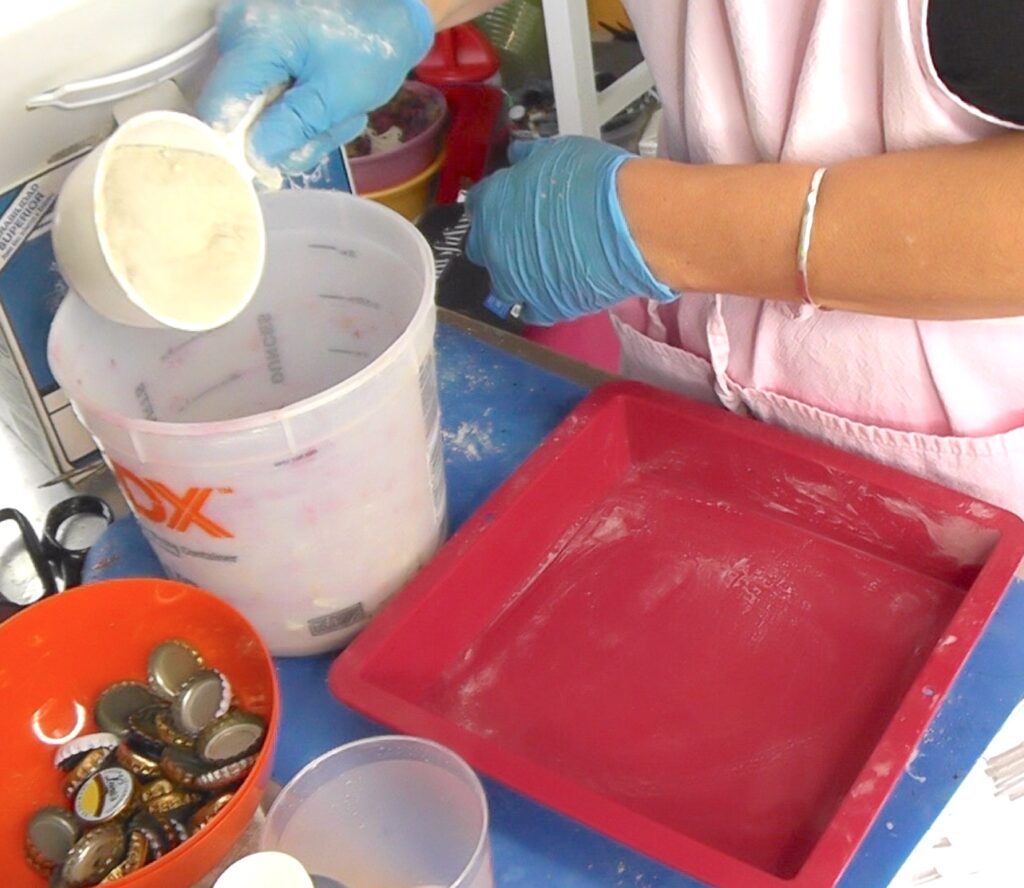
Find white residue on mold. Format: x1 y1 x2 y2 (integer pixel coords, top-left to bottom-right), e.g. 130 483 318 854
787 476 843 504
589 508 632 545
906 748 928 784
764 501 798 516
443 421 498 461
880 496 999 567
967 501 999 520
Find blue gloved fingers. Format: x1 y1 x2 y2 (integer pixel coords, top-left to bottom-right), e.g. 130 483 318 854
507 136 552 165
467 172 559 326
464 177 493 268
273 116 369 175
197 0 435 171
196 41 295 131
249 80 349 168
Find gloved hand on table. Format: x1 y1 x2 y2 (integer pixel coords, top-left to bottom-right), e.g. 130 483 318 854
197 0 435 172
465 136 677 326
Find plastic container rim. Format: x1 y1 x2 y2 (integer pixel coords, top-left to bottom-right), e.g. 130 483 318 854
346 80 449 174
90 110 267 332
56 189 437 439
262 734 491 888
361 146 449 199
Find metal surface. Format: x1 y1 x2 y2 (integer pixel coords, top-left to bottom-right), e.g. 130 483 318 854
437 308 615 388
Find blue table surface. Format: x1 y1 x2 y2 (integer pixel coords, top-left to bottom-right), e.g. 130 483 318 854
84 322 1024 888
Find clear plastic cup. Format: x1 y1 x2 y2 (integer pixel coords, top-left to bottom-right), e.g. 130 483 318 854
262 737 494 888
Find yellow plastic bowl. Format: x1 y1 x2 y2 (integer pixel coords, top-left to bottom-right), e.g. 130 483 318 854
362 149 447 222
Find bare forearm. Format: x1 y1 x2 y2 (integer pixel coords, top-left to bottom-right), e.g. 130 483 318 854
421 0 504 29
619 134 1024 320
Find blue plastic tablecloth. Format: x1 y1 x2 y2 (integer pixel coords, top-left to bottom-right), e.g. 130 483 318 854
85 322 1024 887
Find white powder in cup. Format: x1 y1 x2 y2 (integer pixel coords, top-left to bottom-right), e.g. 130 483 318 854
98 144 263 329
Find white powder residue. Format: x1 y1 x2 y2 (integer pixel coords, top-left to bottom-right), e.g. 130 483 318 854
99 145 263 328
880 496 1000 567
443 421 498 461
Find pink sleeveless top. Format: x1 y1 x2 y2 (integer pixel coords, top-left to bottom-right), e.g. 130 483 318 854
616 0 1024 516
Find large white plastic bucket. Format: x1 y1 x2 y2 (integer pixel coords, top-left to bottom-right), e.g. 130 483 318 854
49 190 446 655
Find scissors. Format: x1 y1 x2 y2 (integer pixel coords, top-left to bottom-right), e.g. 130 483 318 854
0 495 114 622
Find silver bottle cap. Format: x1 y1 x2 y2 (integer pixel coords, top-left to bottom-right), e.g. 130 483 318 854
172 669 232 736
95 681 161 737
147 640 205 700
26 806 80 869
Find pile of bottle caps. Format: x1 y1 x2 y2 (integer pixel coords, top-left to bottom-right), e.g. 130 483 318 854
24 640 267 886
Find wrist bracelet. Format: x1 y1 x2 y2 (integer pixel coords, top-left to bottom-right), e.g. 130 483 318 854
796 166 828 308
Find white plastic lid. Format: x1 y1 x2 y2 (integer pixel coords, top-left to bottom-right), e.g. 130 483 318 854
214 851 316 888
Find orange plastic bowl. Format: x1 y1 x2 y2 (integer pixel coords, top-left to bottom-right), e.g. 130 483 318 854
0 578 279 887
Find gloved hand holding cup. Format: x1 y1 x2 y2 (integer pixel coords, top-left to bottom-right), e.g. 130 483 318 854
197 0 436 174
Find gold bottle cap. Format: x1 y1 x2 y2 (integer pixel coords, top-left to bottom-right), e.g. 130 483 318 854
25 807 80 872
147 641 205 701
139 779 176 805
195 754 257 792
144 789 202 818
127 812 168 860
63 748 114 800
114 742 162 781
73 768 139 826
98 831 149 882
159 746 207 789
61 825 127 888
125 704 170 760
154 709 195 750
172 669 232 736
196 711 267 764
153 814 190 850
95 682 161 738
189 793 234 833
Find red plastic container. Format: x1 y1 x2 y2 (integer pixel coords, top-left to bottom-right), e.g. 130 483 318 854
432 84 507 204
415 24 500 86
330 382 1024 887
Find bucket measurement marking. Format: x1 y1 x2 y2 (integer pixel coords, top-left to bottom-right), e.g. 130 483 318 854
176 371 245 415
327 347 370 358
317 293 380 309
112 463 234 539
308 243 357 258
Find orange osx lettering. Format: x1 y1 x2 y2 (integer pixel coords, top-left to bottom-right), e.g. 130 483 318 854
112 463 234 539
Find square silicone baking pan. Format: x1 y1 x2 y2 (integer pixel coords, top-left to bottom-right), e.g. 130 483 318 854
329 382 1024 887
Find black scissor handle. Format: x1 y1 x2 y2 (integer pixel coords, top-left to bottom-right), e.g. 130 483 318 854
41 495 115 589
0 508 58 616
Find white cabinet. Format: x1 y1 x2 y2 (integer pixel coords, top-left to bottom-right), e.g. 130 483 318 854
540 0 653 136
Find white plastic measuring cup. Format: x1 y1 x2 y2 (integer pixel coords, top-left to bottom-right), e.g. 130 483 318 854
262 737 494 888
52 109 266 331
48 189 446 655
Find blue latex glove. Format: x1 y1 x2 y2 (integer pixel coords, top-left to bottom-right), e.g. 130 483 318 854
197 0 435 172
465 137 676 326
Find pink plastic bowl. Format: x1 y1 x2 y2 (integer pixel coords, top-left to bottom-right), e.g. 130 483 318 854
348 81 448 194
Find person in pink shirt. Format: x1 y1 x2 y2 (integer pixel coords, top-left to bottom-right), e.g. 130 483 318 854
201 0 1024 515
